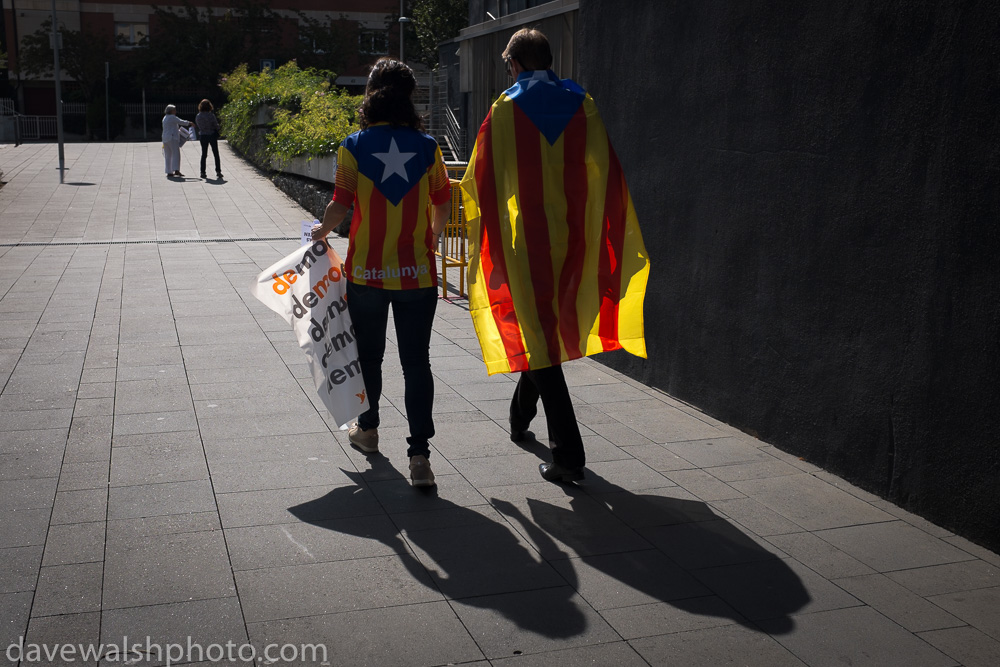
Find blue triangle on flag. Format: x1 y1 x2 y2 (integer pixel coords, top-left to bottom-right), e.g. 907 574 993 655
350 127 433 206
507 74 585 145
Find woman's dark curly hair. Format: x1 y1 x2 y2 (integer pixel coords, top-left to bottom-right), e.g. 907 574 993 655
359 58 424 131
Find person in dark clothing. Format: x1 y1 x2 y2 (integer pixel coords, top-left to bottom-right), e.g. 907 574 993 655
195 99 223 179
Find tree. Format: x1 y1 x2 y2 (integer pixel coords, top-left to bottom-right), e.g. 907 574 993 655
17 19 117 101
410 0 468 67
294 12 354 73
127 0 294 94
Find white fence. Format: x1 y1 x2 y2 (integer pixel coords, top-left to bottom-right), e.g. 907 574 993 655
17 115 58 140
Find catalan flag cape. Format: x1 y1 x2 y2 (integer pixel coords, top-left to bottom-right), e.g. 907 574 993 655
460 70 649 375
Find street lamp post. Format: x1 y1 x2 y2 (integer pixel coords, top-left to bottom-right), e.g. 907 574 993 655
105 62 110 141
398 0 410 63
50 0 65 182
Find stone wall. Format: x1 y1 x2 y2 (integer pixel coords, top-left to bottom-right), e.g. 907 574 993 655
271 170 334 223
230 111 350 235
579 0 1000 551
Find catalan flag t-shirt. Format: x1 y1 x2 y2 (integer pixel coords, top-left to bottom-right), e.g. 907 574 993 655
332 123 450 290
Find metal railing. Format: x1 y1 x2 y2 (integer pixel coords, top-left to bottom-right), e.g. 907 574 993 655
440 105 466 162
426 68 466 162
16 115 58 140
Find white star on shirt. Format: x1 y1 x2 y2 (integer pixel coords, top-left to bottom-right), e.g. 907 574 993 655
372 138 416 183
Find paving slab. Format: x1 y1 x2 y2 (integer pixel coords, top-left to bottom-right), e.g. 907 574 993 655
102 529 236 609
0 509 50 549
2 141 998 667
490 640 649 666
234 555 443 622
22 611 101 667
247 601 484 667
41 522 106 566
224 515 403 570
0 545 43 593
814 521 977 572
926 587 1000 641
451 587 620 660
549 549 710 610
32 562 104 617
886 560 999 597
833 573 964 632
107 479 216 520
918 625 1000 667
629 624 807 666
759 606 959 667
601 595 744 640
404 517 564 599
101 598 250 667
731 473 896 530
763 531 876 579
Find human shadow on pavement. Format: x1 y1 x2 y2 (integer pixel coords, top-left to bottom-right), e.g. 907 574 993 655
498 436 811 634
524 434 812 635
287 456 589 640
289 446 809 639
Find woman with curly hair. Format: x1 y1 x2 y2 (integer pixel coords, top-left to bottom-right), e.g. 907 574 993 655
195 98 223 179
312 57 451 487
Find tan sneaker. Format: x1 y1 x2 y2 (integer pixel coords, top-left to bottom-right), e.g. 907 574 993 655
348 423 379 453
409 455 435 487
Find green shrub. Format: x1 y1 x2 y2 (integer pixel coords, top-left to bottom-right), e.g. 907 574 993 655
218 61 360 166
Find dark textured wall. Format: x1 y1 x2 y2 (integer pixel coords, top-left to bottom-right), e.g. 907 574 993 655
579 0 999 551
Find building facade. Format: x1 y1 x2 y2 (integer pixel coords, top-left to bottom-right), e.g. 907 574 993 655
2 0 399 114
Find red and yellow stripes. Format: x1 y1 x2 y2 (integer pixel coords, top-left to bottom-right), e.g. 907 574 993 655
462 93 649 375
337 144 447 290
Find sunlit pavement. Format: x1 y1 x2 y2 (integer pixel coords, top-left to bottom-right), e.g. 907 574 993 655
2 141 998 667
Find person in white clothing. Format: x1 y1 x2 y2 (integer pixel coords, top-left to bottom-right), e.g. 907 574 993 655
162 104 194 178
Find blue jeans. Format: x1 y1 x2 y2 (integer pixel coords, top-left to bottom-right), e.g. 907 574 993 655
346 282 437 458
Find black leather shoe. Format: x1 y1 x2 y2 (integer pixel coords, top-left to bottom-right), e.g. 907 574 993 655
539 462 584 483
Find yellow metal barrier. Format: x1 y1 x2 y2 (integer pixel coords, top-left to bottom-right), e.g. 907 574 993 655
438 163 469 298
438 178 468 298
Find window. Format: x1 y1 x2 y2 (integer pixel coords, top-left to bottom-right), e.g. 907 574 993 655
301 38 326 55
359 29 388 55
116 23 148 49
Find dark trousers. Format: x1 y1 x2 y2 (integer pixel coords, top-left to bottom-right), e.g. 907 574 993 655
199 135 221 175
346 281 437 458
510 365 585 469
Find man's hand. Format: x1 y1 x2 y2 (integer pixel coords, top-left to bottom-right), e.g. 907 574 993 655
311 222 327 242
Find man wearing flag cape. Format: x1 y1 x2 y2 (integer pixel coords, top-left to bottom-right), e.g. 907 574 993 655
461 28 650 483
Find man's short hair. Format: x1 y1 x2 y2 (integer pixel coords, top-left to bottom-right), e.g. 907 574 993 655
502 28 552 71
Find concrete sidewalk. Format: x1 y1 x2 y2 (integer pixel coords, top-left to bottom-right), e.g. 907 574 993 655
1 141 997 667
